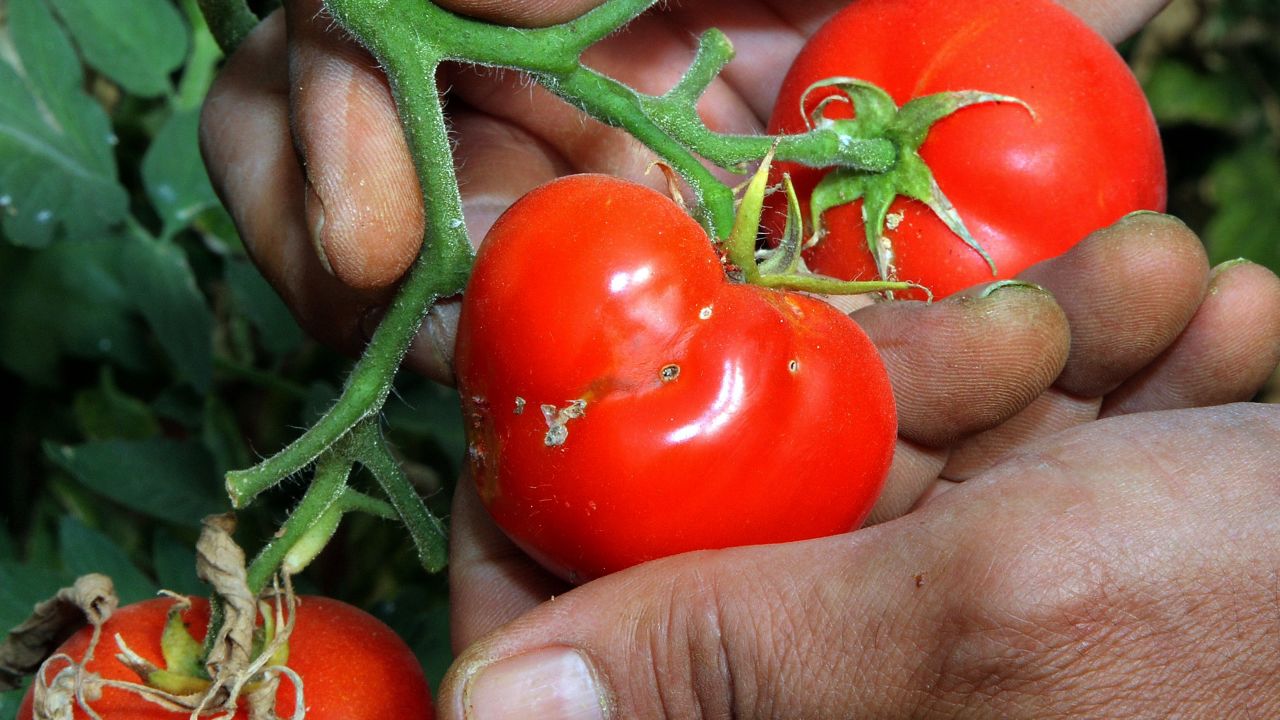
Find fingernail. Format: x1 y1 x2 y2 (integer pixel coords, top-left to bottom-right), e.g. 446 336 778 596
304 180 334 275
463 648 607 720
1211 257 1252 277
979 279 1047 298
1118 209 1188 228
1209 258 1253 292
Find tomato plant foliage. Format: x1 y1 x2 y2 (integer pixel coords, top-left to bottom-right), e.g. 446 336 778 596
770 0 1167 299
455 175 897 583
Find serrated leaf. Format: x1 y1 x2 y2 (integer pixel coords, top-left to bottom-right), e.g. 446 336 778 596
0 0 128 247
119 234 214 391
0 241 150 386
58 516 153 605
47 0 188 98
143 108 221 239
224 256 304 358
45 438 226 526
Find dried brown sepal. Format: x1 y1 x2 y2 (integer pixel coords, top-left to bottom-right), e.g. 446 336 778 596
0 574 118 691
194 513 257 707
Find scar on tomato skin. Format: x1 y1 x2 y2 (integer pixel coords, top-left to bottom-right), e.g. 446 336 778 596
788 359 800 374
514 397 526 415
661 364 680 382
699 305 713 320
542 399 587 447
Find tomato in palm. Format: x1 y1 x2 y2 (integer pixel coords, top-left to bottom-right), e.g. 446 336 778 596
769 0 1166 299
19 596 434 719
454 174 896 583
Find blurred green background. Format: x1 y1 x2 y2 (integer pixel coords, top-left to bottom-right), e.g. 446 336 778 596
0 0 1277 714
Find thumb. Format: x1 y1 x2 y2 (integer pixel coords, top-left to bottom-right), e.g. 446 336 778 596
436 525 954 719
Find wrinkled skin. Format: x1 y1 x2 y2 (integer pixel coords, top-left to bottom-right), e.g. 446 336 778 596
201 0 1280 716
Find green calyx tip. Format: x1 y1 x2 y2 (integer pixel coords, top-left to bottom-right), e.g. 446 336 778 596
725 151 929 299
802 77 1035 285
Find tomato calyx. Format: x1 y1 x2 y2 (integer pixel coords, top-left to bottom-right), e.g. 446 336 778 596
727 149 930 299
799 77 1034 286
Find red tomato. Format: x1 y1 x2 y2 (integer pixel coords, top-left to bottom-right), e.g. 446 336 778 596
19 596 433 719
769 0 1166 299
454 175 896 583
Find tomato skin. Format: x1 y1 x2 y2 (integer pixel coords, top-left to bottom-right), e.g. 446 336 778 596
18 596 433 720
455 175 896 583
770 0 1166 299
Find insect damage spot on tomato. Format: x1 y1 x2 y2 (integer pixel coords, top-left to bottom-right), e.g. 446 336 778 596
542 399 587 447
788 359 800 374
699 305 714 320
660 364 680 382
514 397 526 415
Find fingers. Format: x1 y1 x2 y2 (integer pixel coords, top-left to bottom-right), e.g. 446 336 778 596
941 213 1211 480
285 0 423 290
1100 259 1280 416
438 405 1280 720
200 11 388 358
449 477 569 652
1019 212 1210 399
1057 0 1172 42
854 284 1070 449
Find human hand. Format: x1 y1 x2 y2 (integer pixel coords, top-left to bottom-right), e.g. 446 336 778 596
441 400 1280 718
199 0 1174 382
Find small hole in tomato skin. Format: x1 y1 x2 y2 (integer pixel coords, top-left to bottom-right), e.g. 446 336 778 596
788 359 800 374
514 397 526 414
698 305 713 320
661 364 681 382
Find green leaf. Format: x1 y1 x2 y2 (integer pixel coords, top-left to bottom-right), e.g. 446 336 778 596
44 438 226 526
73 368 162 441
0 560 70 634
0 0 128 247
0 241 150 386
224 256 305 358
1204 146 1280 272
58 516 154 605
0 686 25 720
119 235 214 391
46 0 189 98
152 530 202 596
143 108 221 239
1143 59 1254 131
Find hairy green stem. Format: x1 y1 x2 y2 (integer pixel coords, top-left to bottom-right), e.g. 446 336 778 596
245 450 351 595
354 423 449 573
195 0 257 55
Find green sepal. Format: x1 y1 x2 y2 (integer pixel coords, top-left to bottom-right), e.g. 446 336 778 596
160 598 208 679
802 77 1035 282
732 153 926 298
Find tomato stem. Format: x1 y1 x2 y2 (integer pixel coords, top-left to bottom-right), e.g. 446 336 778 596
195 0 257 55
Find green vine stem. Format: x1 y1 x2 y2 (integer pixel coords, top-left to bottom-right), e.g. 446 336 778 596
195 0 258 55
198 0 917 589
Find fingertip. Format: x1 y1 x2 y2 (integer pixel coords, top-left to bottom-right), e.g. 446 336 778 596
858 282 1068 447
1020 212 1210 398
286 0 424 290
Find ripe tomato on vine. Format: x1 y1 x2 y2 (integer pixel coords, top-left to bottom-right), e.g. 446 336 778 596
769 0 1166 299
455 175 897 583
